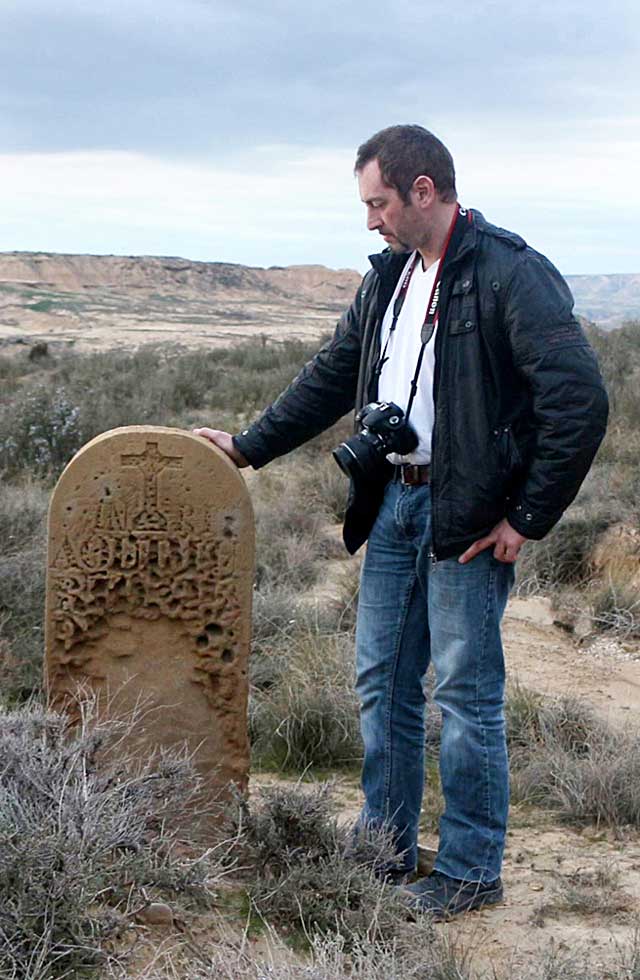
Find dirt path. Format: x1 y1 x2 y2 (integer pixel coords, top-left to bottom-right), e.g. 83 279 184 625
504 596 640 727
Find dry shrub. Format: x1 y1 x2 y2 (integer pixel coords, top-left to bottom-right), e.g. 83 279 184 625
229 782 428 951
136 929 476 980
590 579 640 637
0 699 222 978
515 514 611 594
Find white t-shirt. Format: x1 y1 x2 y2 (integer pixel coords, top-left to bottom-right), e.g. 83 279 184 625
377 251 438 465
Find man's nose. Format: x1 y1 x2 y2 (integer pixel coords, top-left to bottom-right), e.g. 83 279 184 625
367 211 381 231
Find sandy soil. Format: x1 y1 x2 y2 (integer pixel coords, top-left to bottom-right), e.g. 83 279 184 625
505 596 640 727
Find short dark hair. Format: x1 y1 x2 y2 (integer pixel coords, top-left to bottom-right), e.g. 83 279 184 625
355 125 457 203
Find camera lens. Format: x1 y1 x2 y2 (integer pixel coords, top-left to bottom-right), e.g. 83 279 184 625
332 434 385 482
332 442 359 477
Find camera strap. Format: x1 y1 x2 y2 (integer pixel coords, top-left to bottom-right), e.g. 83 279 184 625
376 204 471 425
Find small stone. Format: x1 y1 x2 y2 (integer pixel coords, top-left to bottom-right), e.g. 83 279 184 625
138 902 174 926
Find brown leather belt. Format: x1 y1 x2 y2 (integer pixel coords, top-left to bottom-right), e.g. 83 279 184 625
395 463 431 486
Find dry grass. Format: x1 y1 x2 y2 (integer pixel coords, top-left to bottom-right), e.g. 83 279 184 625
0 480 48 701
508 685 640 829
134 928 477 980
250 627 361 772
532 865 632 923
117 917 640 980
251 460 344 593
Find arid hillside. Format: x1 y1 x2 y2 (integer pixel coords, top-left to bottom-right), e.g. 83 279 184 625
0 251 637 354
566 272 640 328
0 251 361 353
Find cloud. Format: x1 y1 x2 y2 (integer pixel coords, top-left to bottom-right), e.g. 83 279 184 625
0 0 638 272
0 146 371 267
1 131 638 274
2 0 638 155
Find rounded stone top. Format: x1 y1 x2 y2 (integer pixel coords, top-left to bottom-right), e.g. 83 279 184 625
53 426 251 508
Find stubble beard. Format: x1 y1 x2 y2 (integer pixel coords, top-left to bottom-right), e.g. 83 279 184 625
387 235 411 253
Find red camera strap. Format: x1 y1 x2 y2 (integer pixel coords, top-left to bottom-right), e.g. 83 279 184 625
375 205 472 427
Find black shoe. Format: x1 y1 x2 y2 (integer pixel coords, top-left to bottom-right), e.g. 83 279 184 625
401 871 503 920
378 865 415 885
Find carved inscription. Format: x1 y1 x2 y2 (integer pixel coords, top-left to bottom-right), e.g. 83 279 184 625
50 439 241 666
45 427 254 798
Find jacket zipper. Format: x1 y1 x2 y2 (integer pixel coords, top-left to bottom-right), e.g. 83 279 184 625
429 279 449 566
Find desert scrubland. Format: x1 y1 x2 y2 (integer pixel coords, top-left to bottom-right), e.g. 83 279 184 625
1 269 640 977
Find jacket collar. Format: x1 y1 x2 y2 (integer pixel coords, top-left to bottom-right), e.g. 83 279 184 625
368 207 480 286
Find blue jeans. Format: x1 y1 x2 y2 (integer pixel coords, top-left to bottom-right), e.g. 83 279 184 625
355 480 514 883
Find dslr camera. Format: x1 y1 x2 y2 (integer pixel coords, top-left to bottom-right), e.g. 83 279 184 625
332 401 418 481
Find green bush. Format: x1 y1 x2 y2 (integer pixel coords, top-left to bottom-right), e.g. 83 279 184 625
0 385 83 478
231 782 419 947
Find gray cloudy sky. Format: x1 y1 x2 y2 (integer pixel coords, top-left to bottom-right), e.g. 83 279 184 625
1 0 639 273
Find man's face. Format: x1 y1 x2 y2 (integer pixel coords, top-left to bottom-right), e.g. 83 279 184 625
357 159 425 253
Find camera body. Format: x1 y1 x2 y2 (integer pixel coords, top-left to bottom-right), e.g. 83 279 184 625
332 401 418 481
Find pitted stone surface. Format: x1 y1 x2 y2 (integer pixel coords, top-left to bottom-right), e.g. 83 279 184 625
45 426 254 798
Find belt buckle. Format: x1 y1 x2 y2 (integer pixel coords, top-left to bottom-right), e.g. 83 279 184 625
400 463 428 486
401 464 417 485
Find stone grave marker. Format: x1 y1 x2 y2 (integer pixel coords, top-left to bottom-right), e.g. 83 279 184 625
45 426 254 800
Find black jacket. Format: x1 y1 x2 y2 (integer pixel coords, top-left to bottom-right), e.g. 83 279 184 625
234 211 609 558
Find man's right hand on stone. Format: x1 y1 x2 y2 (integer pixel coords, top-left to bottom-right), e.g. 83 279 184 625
192 428 249 468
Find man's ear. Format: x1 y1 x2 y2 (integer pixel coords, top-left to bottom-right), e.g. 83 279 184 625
411 174 437 207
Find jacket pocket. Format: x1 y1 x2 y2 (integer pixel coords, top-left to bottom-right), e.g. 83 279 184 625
450 317 476 334
497 425 523 481
448 277 477 334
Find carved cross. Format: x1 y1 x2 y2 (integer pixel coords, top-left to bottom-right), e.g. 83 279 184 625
121 442 183 524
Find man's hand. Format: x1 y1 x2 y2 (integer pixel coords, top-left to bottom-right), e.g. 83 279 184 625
458 518 527 565
192 428 249 468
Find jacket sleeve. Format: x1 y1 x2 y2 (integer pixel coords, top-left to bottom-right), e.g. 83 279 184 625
232 278 367 468
503 250 609 539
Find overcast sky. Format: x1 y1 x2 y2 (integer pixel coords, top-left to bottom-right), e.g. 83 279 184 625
1 0 639 274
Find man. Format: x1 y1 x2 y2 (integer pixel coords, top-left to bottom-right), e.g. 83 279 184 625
195 125 608 918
